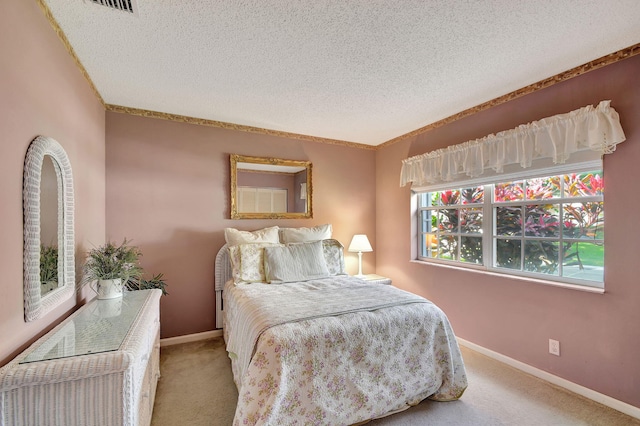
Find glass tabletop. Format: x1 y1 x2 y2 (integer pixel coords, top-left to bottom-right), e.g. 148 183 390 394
20 290 151 364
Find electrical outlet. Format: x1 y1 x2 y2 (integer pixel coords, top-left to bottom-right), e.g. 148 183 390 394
549 339 560 356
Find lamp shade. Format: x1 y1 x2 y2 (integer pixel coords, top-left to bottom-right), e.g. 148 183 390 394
348 234 372 253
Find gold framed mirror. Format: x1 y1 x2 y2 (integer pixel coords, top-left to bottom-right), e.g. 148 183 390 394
230 154 312 219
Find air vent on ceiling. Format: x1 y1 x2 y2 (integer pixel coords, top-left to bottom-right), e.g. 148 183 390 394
86 0 137 14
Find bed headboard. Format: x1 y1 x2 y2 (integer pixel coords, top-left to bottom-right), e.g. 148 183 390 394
215 243 232 293
214 244 231 329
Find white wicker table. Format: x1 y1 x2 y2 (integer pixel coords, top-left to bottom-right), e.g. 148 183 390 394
0 289 161 426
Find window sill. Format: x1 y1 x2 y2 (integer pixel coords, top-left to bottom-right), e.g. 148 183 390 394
410 259 605 294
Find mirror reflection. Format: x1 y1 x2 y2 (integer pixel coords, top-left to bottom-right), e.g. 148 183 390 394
40 156 59 295
230 154 312 219
237 164 307 214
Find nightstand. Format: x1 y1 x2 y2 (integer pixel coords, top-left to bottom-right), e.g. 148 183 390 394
358 274 392 285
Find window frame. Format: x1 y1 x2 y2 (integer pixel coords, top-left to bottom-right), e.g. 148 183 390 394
415 167 605 289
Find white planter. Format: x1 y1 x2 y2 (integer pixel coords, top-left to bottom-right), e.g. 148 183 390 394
95 278 124 300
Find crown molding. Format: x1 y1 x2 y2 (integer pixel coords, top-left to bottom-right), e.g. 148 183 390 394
378 43 640 150
105 104 376 150
37 0 105 106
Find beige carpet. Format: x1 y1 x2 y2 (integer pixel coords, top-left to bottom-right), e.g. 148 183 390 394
151 337 640 426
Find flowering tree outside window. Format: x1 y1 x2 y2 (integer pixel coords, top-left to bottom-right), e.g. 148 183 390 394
417 170 604 287
421 187 484 264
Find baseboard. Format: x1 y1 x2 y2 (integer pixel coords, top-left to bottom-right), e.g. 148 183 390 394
160 329 223 347
457 338 640 420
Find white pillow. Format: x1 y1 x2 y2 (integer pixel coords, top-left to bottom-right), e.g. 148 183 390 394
224 226 279 247
279 224 332 243
264 241 330 283
228 243 280 284
322 239 347 276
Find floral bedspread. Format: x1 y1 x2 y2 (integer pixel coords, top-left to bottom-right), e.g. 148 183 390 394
224 277 467 425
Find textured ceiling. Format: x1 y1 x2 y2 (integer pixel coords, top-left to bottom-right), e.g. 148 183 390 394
43 1 640 146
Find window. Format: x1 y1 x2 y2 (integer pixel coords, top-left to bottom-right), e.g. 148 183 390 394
417 169 604 288
237 187 288 213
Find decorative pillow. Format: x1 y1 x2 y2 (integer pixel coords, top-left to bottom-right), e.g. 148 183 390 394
228 243 280 284
264 240 330 283
279 224 332 243
228 245 243 284
322 239 347 276
238 243 278 283
224 226 279 247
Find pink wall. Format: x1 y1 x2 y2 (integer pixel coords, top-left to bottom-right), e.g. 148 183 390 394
105 112 376 338
0 1 106 365
237 170 294 189
40 157 59 245
376 55 640 408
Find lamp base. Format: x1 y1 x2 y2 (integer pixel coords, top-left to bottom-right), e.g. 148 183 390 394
356 251 365 276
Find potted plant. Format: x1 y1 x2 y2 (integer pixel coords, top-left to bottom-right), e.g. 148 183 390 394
125 273 169 295
82 239 168 299
40 244 58 294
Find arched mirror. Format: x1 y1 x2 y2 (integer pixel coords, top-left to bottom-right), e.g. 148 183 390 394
23 136 75 322
230 154 312 219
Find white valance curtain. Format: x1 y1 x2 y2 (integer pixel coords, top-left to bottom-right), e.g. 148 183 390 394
400 100 626 189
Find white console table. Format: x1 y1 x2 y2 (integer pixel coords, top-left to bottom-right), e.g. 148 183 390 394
0 289 161 426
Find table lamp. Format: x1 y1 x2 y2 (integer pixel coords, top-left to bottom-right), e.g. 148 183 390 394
348 234 373 277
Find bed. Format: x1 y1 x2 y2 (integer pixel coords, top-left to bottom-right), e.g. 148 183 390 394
215 225 467 425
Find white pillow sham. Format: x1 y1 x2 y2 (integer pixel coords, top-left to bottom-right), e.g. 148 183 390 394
228 239 345 285
224 226 279 247
279 224 332 243
229 242 281 284
228 245 243 284
264 240 330 283
322 239 347 276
